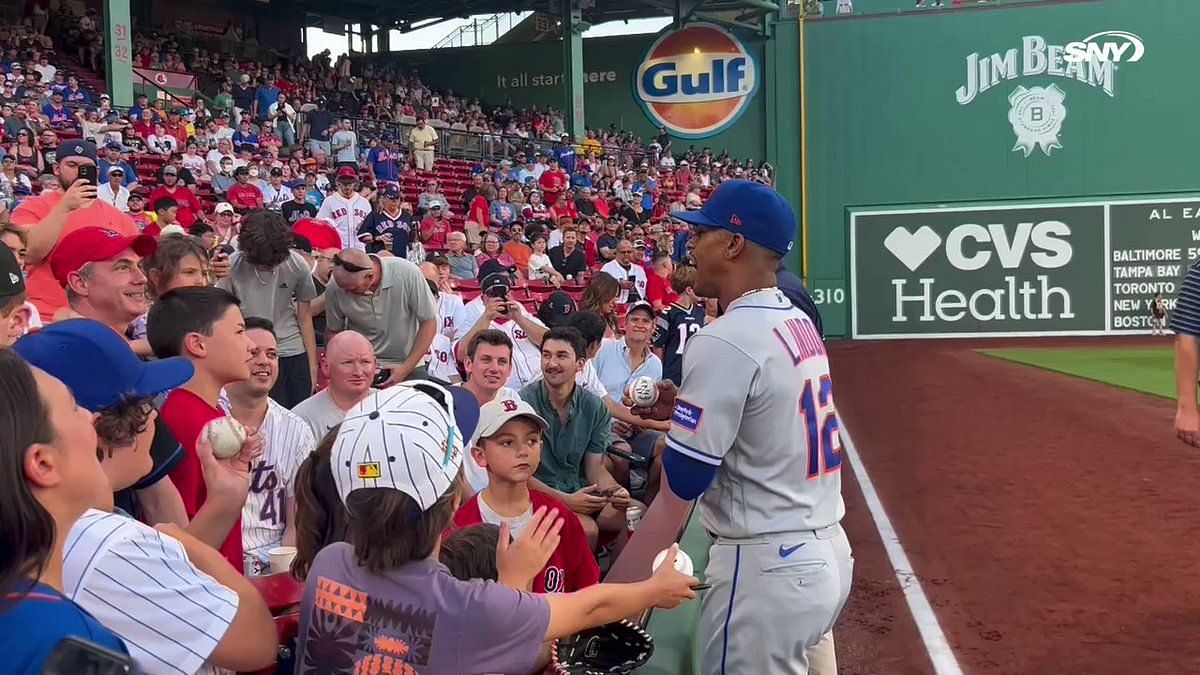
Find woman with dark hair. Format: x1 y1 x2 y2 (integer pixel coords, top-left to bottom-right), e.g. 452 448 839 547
10 128 44 176
291 424 347 581
217 210 319 408
579 272 621 340
0 349 129 668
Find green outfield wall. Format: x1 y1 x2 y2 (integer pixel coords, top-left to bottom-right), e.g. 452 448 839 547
804 0 1200 337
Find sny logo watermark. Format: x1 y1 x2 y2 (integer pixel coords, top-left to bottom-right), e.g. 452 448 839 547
1063 31 1145 64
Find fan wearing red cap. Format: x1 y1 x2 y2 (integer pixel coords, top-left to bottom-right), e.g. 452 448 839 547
315 166 371 251
48 226 157 335
10 138 137 320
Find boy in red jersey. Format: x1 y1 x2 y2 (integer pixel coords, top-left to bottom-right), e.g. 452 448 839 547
147 285 261 572
453 396 599 593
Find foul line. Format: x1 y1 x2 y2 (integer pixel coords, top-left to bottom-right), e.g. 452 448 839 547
841 425 964 675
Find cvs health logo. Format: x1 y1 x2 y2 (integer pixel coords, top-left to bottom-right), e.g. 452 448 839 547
884 221 1072 272
1063 31 1145 63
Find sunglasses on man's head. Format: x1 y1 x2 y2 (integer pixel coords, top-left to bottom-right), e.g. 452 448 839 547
333 255 371 273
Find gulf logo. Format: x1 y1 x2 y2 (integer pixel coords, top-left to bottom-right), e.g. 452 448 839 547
635 23 759 139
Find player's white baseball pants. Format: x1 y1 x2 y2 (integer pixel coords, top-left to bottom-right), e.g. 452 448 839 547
700 524 853 675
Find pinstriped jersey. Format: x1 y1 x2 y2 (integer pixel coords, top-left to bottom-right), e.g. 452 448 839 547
666 288 845 538
63 509 239 675
241 399 317 569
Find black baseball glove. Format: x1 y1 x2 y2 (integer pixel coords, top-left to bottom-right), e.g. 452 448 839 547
550 619 655 674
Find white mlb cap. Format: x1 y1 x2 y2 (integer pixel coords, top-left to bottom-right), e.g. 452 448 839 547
469 397 548 449
331 382 479 510
463 396 548 494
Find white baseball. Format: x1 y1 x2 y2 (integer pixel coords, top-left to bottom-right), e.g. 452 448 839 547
627 376 659 407
202 417 247 460
652 547 694 577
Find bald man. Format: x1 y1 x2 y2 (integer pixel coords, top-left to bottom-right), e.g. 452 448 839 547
291 330 379 439
324 248 437 387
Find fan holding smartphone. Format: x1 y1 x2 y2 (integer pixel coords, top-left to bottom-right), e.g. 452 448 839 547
9 139 132 320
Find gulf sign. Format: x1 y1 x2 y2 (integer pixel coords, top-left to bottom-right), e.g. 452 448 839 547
635 23 759 139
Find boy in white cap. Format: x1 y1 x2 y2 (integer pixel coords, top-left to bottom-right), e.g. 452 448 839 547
294 382 697 674
452 396 599 594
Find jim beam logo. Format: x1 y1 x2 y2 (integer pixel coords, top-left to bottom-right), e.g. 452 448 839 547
955 35 1137 157
882 219 1074 324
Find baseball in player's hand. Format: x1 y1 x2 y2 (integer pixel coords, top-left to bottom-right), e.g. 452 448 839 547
496 506 565 590
647 544 699 609
563 485 607 515
627 380 678 422
1177 406 1200 447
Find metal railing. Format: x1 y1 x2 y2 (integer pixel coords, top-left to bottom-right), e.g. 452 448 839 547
432 13 529 49
300 112 653 168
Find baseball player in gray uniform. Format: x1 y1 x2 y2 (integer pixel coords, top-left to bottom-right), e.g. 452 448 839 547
633 181 853 674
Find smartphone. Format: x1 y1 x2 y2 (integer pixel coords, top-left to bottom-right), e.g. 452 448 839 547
41 636 136 675
77 164 97 187
373 368 392 387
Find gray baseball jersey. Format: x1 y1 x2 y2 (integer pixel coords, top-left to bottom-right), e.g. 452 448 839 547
241 399 318 570
666 288 844 539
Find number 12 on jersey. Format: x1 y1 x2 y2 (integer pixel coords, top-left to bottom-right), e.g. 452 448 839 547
800 374 842 478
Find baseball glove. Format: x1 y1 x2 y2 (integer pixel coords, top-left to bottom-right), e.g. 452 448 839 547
550 619 654 674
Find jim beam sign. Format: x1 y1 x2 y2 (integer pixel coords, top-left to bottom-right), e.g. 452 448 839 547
850 205 1108 338
955 34 1143 157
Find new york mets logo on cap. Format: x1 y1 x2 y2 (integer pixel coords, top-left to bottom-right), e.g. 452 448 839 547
634 22 759 139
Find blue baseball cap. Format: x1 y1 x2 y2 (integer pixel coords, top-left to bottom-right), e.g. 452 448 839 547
14 319 194 412
670 180 796 257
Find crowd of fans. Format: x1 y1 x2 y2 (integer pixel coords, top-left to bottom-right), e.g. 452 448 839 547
0 8 828 675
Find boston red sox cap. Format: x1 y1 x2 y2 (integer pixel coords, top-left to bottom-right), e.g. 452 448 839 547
670 180 796 257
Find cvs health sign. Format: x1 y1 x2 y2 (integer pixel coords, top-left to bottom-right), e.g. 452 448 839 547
850 205 1108 338
634 23 759 139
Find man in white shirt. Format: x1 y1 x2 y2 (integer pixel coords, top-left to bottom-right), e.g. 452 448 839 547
97 165 130 211
330 118 357 167
453 262 548 390
316 166 371 250
292 329 379 438
224 317 317 573
409 116 438 171
600 239 649 304
206 137 235 176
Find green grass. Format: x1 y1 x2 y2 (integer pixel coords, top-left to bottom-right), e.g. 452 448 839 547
979 347 1175 399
